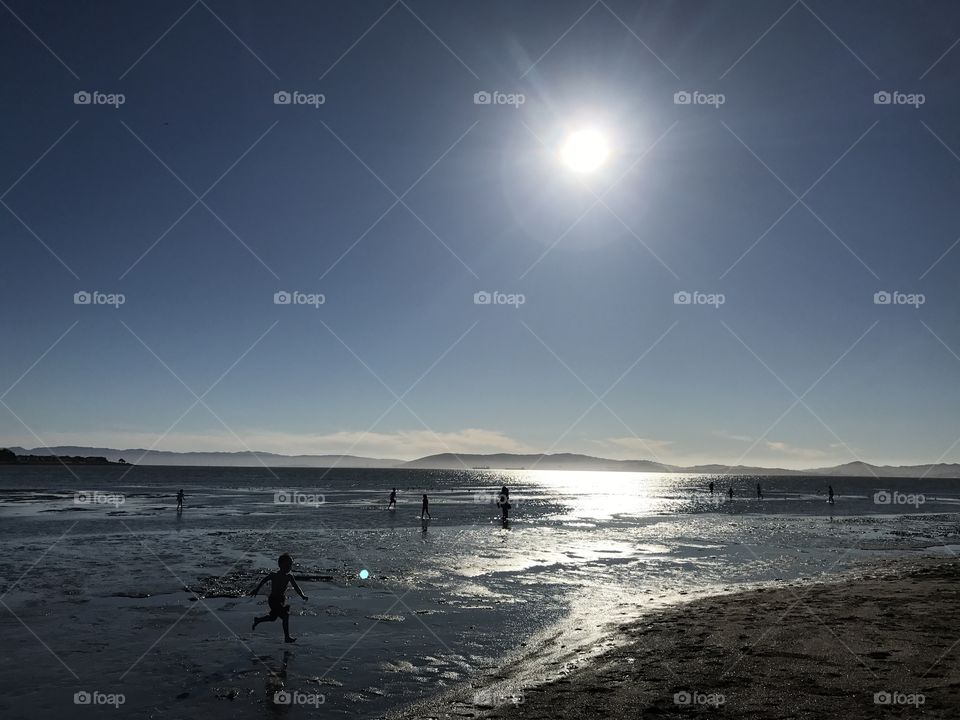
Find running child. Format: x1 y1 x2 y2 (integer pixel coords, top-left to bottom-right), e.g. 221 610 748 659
250 553 308 643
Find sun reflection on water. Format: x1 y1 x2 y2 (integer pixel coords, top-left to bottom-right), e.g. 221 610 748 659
523 471 685 521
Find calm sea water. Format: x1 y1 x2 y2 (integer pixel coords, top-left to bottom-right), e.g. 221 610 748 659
0 466 957 718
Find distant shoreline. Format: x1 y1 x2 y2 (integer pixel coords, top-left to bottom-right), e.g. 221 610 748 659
0 452 127 466
3 446 960 477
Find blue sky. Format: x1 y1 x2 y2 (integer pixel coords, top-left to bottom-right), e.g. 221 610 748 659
2 0 960 467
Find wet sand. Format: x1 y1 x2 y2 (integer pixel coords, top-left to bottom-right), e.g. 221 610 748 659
405 559 960 719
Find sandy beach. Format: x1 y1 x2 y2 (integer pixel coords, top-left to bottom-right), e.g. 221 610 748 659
407 559 960 719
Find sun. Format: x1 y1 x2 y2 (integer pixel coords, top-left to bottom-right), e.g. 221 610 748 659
561 128 610 173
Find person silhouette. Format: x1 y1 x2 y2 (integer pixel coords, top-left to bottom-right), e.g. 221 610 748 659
497 485 511 521
251 553 308 643
421 494 431 519
756 482 763 500
728 487 734 501
828 485 835 504
709 480 714 495
388 488 396 510
176 489 185 511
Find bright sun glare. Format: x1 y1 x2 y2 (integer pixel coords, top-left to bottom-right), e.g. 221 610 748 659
561 128 610 173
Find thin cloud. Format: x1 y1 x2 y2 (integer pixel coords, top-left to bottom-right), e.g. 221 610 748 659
591 436 674 459
5 428 534 461
763 440 830 459
712 430 754 443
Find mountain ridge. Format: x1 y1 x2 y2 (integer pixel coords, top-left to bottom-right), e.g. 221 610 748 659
4 446 960 477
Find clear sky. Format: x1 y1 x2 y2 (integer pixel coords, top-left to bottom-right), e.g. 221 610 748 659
2 0 960 468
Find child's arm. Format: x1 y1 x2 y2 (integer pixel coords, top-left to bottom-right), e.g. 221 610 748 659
250 572 271 596
289 575 308 601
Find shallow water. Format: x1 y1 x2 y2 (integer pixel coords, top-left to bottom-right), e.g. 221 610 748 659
0 466 956 718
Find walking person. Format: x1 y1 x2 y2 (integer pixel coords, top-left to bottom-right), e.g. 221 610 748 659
497 485 511 521
421 493 431 520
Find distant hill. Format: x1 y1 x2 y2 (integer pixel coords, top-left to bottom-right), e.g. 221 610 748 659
6 446 402 468
405 453 960 478
680 464 804 476
4 446 960 477
0 447 122 465
402 453 806 474
403 452 674 472
806 461 960 478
